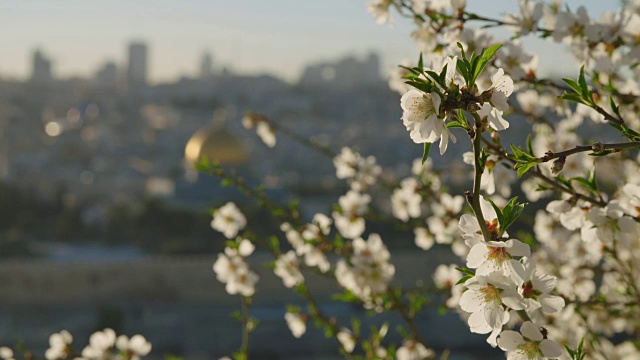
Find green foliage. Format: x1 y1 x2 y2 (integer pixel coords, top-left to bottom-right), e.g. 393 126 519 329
456 42 503 88
486 196 528 237
164 355 184 360
565 337 587 360
560 66 593 106
421 142 433 165
509 144 538 178
455 267 475 285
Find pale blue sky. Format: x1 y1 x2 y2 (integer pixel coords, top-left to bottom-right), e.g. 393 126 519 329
0 1 617 83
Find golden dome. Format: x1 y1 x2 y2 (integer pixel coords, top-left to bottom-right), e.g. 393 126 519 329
184 127 248 166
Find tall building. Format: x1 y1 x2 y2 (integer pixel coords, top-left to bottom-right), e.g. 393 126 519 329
31 49 53 84
200 52 213 79
127 41 148 88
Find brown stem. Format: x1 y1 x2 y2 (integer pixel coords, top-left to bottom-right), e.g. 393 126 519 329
536 141 640 163
480 137 607 207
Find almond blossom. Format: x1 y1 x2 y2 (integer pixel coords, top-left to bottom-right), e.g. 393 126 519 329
497 321 562 360
519 258 565 314
396 340 434 360
115 335 152 360
213 239 259 297
274 250 304 288
391 177 422 222
466 238 530 281
400 89 456 154
460 272 525 346
335 233 395 301
211 202 247 239
0 347 13 360
81 328 116 359
332 190 371 239
45 330 73 360
284 312 306 338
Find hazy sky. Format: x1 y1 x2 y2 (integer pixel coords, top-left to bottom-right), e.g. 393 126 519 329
0 1 616 83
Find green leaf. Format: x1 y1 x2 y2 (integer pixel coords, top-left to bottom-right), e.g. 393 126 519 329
422 142 433 165
456 275 473 285
515 162 537 178
268 236 280 251
473 44 502 83
510 144 536 161
609 95 621 118
455 266 475 276
439 63 448 84
405 80 433 93
501 197 527 232
446 121 467 129
558 93 589 105
456 42 466 60
456 58 470 82
578 65 589 100
425 70 442 87
399 65 421 76
526 134 534 156
418 52 424 70
562 78 582 94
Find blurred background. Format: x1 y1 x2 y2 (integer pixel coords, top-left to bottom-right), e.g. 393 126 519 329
0 1 616 359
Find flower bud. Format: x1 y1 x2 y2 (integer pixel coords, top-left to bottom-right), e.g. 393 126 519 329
467 102 481 113
551 157 566 175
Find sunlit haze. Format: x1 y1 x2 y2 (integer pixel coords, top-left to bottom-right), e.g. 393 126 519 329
0 0 616 83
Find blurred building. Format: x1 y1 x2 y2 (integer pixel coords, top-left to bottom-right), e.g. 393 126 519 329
200 52 213 80
127 41 148 88
298 51 381 90
31 49 53 84
93 61 118 90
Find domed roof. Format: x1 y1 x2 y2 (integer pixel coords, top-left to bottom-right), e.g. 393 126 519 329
184 127 248 166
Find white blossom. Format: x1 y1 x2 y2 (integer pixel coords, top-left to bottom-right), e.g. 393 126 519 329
337 328 356 353
82 328 116 359
396 340 434 360
498 321 562 360
274 250 304 288
284 312 306 338
211 202 247 239
45 330 73 360
115 334 152 360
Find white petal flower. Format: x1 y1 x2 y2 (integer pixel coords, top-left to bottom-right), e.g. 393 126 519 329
284 312 306 338
396 340 434 360
274 250 304 288
211 202 247 239
46 330 73 360
498 321 562 359
0 347 13 360
460 272 524 346
519 258 565 313
116 334 152 359
82 328 116 359
414 227 434 251
255 121 276 147
478 103 509 131
401 90 449 150
391 177 422 222
337 328 356 353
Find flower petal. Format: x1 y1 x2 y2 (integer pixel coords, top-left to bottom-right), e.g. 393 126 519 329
539 339 563 358
520 321 543 341
497 330 524 351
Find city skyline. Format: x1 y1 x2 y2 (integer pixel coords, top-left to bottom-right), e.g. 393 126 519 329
0 0 616 83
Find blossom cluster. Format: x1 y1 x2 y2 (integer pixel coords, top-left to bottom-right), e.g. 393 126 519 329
204 1 640 359
1 329 152 360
